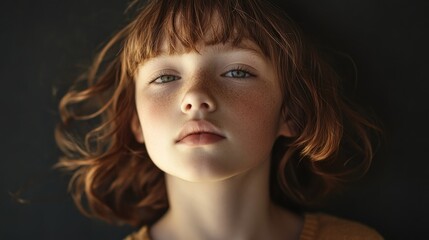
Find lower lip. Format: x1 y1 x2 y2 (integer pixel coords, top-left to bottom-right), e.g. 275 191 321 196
178 133 225 145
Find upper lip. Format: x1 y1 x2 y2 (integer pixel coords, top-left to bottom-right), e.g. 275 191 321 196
176 120 225 143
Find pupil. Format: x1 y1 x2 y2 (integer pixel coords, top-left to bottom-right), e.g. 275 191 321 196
234 71 244 77
162 76 173 81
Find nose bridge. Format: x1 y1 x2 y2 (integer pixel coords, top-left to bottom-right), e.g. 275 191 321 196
181 70 216 114
188 71 212 92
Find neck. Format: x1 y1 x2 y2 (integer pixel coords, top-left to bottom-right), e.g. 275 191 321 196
150 160 303 240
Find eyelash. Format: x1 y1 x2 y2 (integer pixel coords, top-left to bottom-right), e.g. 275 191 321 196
150 66 256 84
221 66 256 78
150 73 181 84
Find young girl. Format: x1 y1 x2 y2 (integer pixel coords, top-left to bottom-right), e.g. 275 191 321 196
56 0 382 239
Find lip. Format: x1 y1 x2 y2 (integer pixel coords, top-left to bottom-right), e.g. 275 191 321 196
176 120 225 145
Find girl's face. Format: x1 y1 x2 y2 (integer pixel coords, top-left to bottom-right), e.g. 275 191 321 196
132 40 293 182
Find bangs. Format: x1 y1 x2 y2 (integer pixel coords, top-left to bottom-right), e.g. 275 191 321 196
122 0 286 75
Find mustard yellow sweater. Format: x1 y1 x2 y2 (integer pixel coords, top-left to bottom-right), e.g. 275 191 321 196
124 213 383 240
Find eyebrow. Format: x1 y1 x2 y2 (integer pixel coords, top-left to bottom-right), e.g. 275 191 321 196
137 39 269 70
143 44 265 64
212 44 264 58
157 38 264 55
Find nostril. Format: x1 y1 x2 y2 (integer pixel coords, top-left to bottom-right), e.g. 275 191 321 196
201 103 209 109
181 94 216 113
185 104 192 111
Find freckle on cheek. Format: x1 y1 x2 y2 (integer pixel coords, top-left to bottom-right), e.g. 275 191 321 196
144 93 179 124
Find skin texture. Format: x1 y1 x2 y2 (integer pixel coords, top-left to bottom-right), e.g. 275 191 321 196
131 42 302 240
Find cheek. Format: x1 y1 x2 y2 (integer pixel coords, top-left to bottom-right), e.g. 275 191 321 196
222 86 282 167
141 86 174 108
220 85 283 163
228 87 281 131
135 91 178 142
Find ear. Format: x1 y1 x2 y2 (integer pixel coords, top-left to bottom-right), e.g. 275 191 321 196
278 114 296 138
130 112 144 143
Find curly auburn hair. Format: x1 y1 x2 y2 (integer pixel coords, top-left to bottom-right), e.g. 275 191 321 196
56 0 380 227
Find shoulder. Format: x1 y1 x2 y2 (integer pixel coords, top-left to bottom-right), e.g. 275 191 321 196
300 212 383 240
123 226 150 240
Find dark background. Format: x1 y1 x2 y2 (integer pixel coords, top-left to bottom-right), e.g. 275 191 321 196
1 0 428 239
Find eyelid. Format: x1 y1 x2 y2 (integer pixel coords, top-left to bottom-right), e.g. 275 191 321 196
149 70 181 84
221 65 257 78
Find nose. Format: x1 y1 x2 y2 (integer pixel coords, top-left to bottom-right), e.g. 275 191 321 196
180 84 216 114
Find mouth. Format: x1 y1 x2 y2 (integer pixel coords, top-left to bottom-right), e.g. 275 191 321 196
176 120 225 145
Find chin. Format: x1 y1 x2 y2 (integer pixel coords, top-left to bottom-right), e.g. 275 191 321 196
164 161 265 184
160 158 246 183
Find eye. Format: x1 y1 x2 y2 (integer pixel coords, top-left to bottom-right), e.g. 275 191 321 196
222 68 255 78
151 74 181 84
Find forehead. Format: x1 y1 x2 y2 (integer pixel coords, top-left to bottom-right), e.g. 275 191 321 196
139 41 270 67
157 39 264 58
